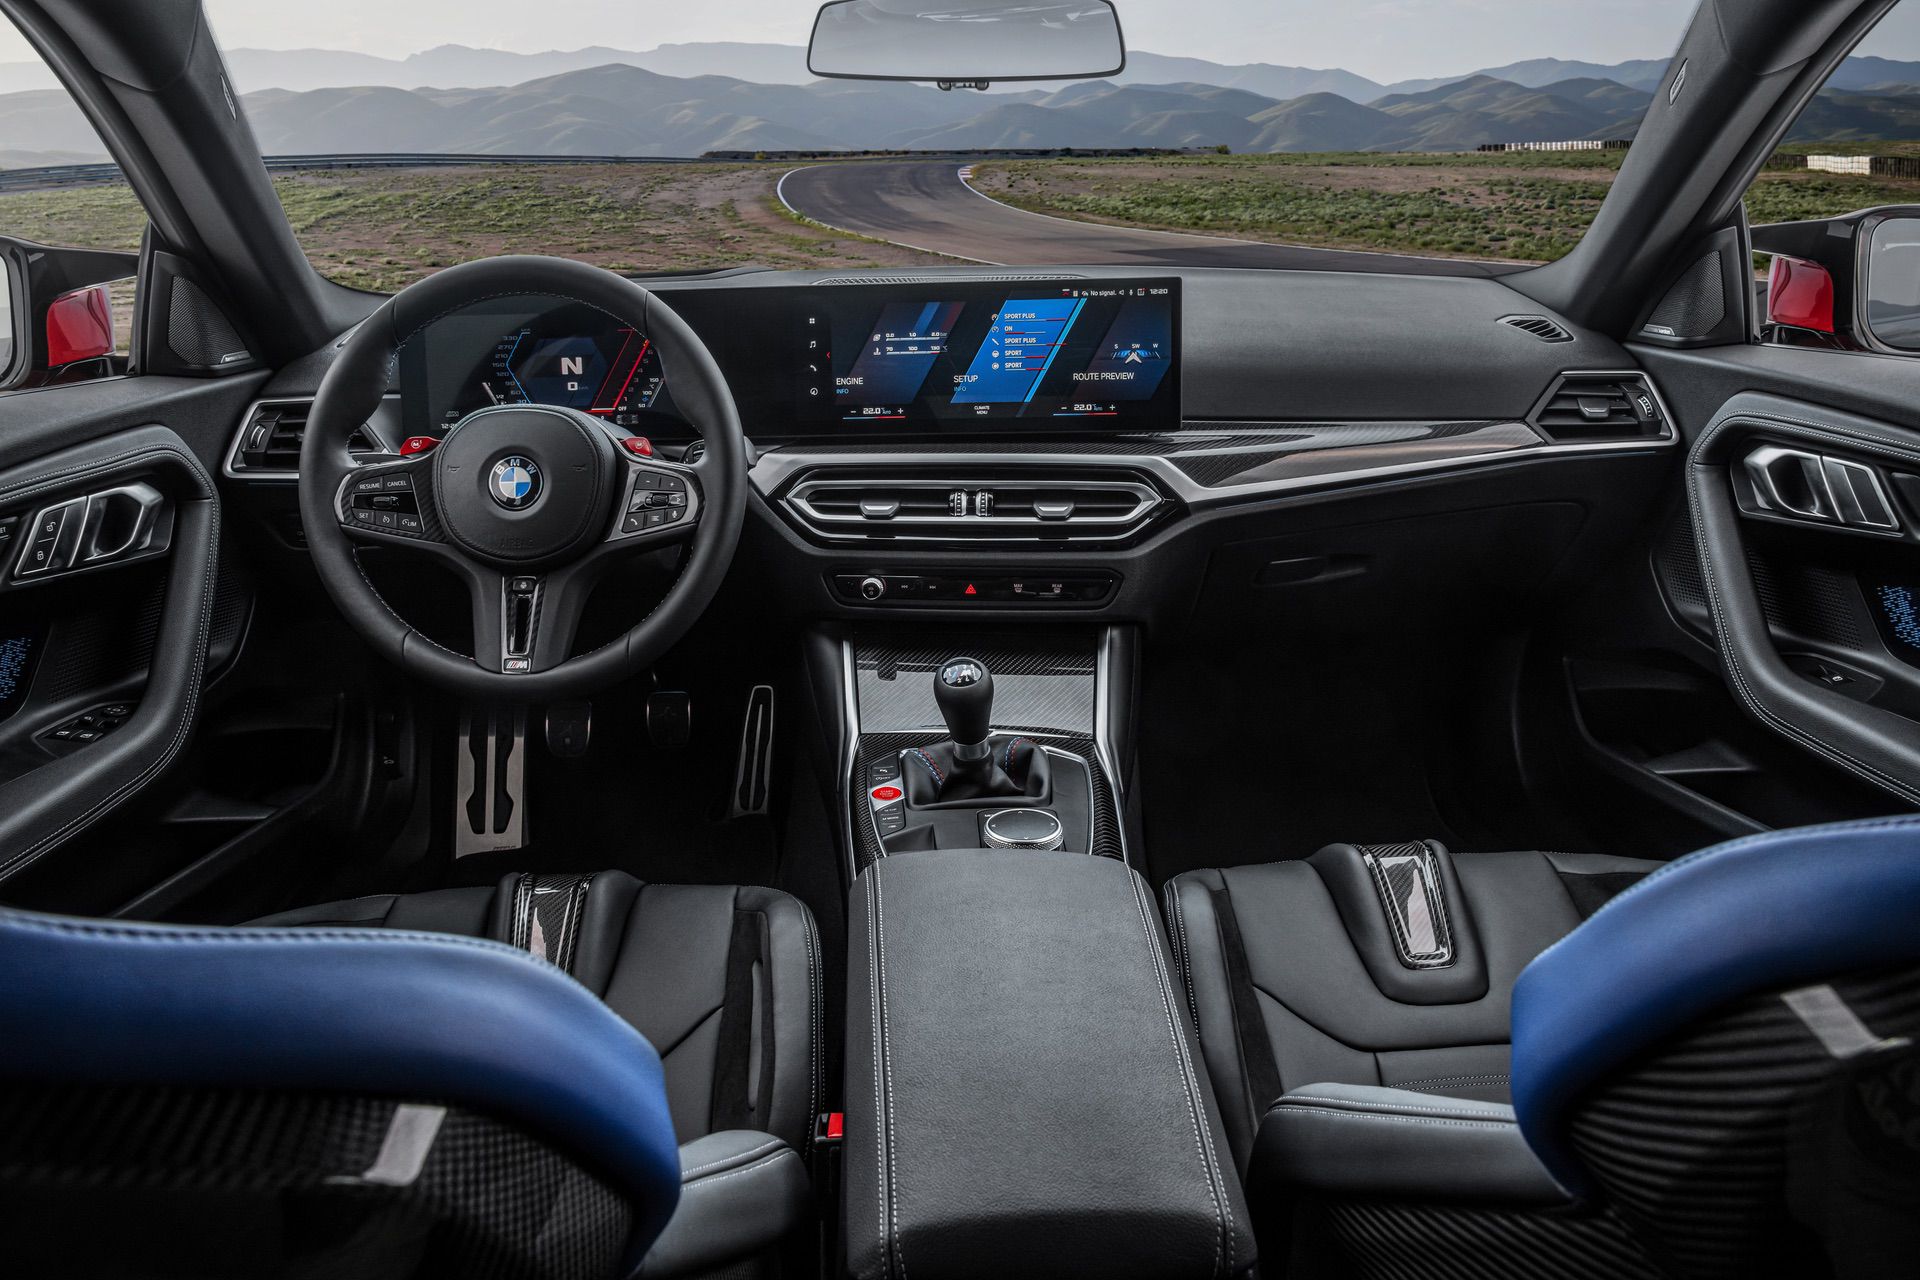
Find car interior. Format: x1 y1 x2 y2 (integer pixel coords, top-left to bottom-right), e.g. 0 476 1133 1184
0 0 1917 1277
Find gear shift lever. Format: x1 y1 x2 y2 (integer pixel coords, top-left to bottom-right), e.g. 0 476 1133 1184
902 655 1047 806
934 656 994 763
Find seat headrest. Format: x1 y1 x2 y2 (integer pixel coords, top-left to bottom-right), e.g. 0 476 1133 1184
1511 817 1920 1195
0 907 683 1261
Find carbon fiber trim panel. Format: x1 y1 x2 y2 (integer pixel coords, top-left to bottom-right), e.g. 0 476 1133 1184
1358 841 1456 969
1568 966 1920 1280
506 873 593 974
853 633 1096 736
1169 421 1539 487
1315 1198 1660 1280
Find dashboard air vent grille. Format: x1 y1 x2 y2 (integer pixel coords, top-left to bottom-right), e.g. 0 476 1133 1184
784 474 1165 542
1499 314 1574 343
1528 373 1668 443
235 401 377 473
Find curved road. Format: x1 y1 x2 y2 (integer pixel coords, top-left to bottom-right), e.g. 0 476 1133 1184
778 161 1511 277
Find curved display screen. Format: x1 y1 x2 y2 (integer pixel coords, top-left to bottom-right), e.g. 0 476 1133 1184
796 278 1179 430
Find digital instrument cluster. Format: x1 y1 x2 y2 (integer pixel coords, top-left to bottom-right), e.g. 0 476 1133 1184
400 297 680 439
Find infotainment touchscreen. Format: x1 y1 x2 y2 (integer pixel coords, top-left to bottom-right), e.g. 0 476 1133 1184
796 278 1179 430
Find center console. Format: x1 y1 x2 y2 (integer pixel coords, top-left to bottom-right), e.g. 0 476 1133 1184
846 849 1255 1280
835 630 1127 873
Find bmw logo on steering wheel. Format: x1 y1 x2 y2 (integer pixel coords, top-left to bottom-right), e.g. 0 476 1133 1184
488 455 542 510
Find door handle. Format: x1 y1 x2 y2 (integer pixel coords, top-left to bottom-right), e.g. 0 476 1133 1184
79 482 172 565
1743 445 1837 522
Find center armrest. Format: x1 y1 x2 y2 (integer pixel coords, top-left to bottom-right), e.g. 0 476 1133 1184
846 849 1256 1280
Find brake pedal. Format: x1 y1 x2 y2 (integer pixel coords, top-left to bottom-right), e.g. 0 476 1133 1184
456 707 527 856
646 690 692 748
730 685 775 818
545 701 592 758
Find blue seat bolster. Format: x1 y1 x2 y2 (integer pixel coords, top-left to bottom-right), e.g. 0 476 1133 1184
0 909 683 1260
1511 815 1920 1196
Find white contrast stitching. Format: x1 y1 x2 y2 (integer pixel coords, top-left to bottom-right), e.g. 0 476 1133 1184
681 1139 787 1180
1128 868 1230 1279
1270 1108 1514 1132
681 1147 798 1190
873 868 907 1280
1281 1094 1512 1119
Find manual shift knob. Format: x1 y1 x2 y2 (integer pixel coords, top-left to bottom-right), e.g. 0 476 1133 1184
934 656 994 758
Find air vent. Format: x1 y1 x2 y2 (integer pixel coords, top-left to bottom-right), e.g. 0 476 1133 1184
783 474 1164 542
1528 372 1669 443
231 399 380 475
1499 314 1573 343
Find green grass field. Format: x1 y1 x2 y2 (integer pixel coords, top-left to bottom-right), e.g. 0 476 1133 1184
1 152 1916 283
972 151 1920 263
0 164 948 291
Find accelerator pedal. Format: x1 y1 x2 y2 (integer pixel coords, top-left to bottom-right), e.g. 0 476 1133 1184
455 707 527 857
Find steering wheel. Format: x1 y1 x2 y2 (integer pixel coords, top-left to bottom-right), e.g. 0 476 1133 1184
299 256 747 701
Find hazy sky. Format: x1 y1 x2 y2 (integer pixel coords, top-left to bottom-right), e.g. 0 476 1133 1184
3 0 1920 84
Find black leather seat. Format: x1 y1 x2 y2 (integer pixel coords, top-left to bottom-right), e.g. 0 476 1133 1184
254 871 820 1279
1165 840 1659 1167
1168 828 1920 1280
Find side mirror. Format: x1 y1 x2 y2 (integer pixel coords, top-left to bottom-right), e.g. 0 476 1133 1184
807 0 1126 89
1765 255 1835 335
0 239 136 389
45 283 115 368
1752 205 1920 353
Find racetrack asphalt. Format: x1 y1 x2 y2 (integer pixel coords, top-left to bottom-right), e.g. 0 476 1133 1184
776 160 1519 277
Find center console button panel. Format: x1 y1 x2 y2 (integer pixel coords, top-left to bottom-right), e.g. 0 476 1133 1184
830 570 1118 607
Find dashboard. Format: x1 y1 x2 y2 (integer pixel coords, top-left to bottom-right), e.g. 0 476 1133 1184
397 278 1181 442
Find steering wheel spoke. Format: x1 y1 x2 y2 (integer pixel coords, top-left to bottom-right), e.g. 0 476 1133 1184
336 454 442 545
608 457 702 548
462 567 537 676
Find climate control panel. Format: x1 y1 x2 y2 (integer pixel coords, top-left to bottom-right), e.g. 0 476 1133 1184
829 570 1119 607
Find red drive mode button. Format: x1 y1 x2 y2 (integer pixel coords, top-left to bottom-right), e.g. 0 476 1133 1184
871 785 902 803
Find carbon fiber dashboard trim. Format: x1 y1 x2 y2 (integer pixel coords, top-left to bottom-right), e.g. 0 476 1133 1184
752 398 1675 516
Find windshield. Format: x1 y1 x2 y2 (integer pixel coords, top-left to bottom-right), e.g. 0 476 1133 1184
5 1 1920 288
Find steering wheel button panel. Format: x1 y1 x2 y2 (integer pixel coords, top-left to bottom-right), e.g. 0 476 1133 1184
611 462 700 543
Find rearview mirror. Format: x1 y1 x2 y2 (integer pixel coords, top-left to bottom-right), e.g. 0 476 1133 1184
807 0 1126 88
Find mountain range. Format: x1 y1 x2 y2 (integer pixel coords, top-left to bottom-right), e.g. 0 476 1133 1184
5 40 1920 103
3 45 1920 163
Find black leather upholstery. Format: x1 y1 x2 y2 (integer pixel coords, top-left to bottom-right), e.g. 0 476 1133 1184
1252 1084 1568 1207
255 872 820 1278
847 849 1256 1280
1165 844 1658 1171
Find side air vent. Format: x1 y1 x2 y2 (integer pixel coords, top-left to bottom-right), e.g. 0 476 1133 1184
1499 314 1573 343
1528 372 1670 443
783 474 1165 542
230 399 381 476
